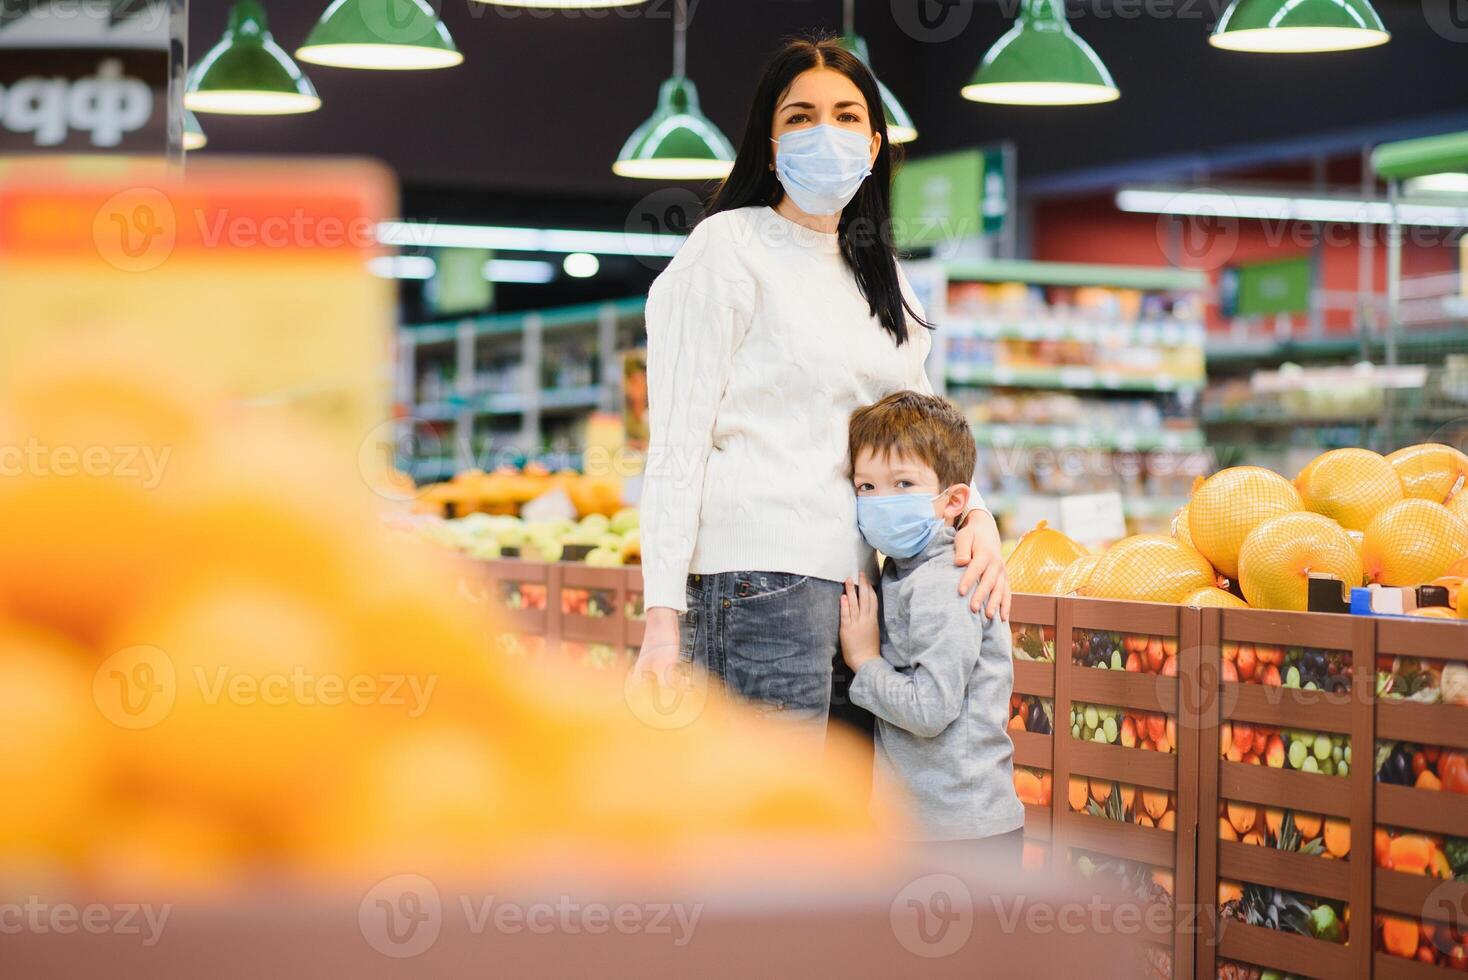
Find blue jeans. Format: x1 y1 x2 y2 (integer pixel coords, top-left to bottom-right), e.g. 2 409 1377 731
680 571 842 731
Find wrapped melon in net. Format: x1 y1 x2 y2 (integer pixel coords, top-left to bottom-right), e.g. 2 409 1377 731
1054 553 1101 596
1295 448 1404 531
1188 467 1303 580
1237 512 1362 611
1004 521 1088 595
1182 586 1249 609
1361 499 1468 586
1448 491 1468 525
1084 534 1216 604
1386 443 1468 503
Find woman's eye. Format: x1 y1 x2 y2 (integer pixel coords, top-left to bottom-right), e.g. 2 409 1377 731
785 113 808 124
839 112 861 123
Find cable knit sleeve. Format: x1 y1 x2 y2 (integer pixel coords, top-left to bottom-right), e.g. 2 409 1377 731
639 219 754 612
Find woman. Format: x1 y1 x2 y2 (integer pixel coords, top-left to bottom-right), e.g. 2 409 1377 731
633 36 1012 738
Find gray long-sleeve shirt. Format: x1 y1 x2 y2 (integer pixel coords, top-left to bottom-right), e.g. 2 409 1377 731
849 524 1026 841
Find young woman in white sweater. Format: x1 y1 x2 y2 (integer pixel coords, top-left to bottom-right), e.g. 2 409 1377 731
633 36 1012 739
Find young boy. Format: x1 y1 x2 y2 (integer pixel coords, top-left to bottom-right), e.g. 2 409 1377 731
840 390 1025 861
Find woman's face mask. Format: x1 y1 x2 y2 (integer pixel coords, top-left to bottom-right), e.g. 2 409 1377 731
770 124 874 216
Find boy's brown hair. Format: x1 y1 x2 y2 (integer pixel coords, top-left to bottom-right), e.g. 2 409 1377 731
848 390 976 489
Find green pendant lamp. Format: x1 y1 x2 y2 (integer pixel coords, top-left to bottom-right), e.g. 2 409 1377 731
1210 0 1389 53
962 0 1119 106
471 1 645 7
297 0 462 70
838 33 916 144
182 109 207 151
187 0 321 114
612 0 733 180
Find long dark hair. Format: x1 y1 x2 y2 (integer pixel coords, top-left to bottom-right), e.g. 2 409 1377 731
704 34 928 346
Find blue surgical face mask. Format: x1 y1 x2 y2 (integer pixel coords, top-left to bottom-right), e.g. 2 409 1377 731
856 491 945 559
770 124 873 216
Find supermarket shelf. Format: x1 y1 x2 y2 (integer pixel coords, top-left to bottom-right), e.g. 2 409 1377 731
974 423 1204 452
948 364 1205 392
984 493 1187 519
404 296 646 346
948 316 1205 348
945 259 1208 292
1206 324 1468 368
408 450 586 482
408 385 605 418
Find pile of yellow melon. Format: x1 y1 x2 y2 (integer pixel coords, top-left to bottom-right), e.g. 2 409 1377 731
1005 444 1468 616
0 335 883 897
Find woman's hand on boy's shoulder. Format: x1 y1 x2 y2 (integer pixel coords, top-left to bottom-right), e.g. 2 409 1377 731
839 574 881 673
953 510 1013 622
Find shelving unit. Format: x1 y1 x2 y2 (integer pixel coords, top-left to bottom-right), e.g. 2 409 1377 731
398 297 646 478
919 259 1211 539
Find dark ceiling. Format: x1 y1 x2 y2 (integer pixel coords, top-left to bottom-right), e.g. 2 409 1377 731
189 0 1468 215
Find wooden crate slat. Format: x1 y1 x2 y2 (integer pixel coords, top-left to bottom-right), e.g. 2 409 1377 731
1219 761 1353 817
1374 951 1466 980
1376 784 1468 839
1070 598 1180 635
1009 731 1052 770
1220 607 1357 651
1374 869 1468 919
1223 682 1353 732
560 617 623 645
499 608 548 635
1216 921 1354 980
1069 669 1177 714
1023 804 1052 841
1217 839 1351 901
1377 618 1468 663
1376 701 1468 750
1011 658 1054 697
1068 739 1177 791
1061 812 1176 867
1010 593 1058 626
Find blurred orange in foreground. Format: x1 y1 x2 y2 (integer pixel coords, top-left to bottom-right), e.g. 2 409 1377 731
0 335 888 896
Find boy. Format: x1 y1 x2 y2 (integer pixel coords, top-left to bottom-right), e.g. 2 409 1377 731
839 390 1025 861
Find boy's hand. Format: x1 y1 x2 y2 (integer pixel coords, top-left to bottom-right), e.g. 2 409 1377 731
839 574 881 672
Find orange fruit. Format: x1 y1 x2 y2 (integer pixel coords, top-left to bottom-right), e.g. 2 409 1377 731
1238 512 1363 611
1183 586 1249 609
1189 467 1303 579
1085 535 1216 604
0 623 101 862
101 575 359 828
87 798 246 898
296 723 524 882
1005 521 1088 594
1362 499 1468 586
1295 448 1404 531
1387 443 1468 503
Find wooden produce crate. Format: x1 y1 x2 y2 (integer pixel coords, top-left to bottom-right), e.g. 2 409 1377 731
1008 594 1059 864
1370 618 1468 979
1197 609 1373 980
475 558 557 657
1054 597 1202 980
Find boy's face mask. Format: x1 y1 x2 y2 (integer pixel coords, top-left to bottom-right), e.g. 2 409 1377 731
855 489 950 559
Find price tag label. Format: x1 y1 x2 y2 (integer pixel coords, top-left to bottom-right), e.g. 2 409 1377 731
1059 492 1128 549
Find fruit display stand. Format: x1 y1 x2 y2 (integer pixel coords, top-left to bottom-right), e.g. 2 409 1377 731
1196 609 1372 980
1008 594 1059 864
1371 618 1468 978
1053 597 1202 980
474 558 645 663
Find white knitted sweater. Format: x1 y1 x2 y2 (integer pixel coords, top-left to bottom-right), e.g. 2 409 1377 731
639 205 982 612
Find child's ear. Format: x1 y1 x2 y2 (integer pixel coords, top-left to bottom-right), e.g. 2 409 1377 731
941 484 970 522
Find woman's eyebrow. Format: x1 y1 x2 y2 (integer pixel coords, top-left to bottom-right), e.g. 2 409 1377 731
778 100 816 112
